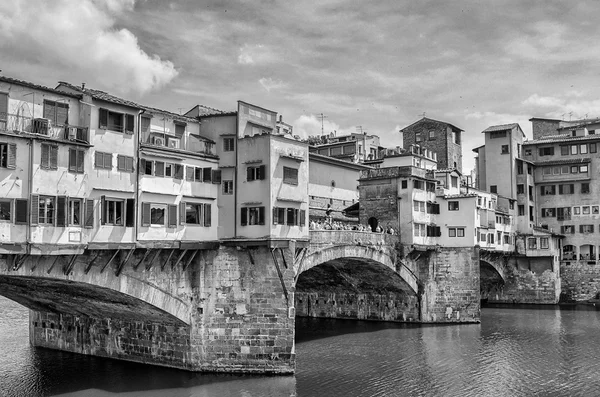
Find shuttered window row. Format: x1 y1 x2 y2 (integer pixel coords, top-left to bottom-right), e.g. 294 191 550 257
140 158 221 183
140 201 212 227
273 207 306 227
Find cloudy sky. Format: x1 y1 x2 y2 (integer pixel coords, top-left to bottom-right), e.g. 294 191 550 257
2 0 599 171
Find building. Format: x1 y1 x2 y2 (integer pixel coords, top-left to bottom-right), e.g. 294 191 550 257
401 117 463 172
365 144 438 170
308 132 382 163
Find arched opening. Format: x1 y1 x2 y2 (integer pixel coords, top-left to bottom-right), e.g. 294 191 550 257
480 260 504 303
562 244 576 261
579 245 596 261
295 257 419 323
367 217 378 232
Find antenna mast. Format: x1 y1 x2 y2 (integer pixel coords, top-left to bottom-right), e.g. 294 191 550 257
317 113 328 136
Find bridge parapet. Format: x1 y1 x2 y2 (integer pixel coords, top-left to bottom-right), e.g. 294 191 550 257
309 230 398 247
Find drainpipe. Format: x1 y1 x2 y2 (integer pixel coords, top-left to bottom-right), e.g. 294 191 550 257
134 109 145 244
26 136 34 252
234 114 239 238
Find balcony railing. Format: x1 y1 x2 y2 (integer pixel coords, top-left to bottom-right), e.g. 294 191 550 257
141 130 216 156
1 113 88 143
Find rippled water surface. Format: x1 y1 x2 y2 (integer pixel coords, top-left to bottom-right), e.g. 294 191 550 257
2 296 600 396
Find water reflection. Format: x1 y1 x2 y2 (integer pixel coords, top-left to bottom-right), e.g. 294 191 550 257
3 297 600 396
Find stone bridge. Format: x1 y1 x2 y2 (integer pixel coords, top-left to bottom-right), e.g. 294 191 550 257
0 233 480 374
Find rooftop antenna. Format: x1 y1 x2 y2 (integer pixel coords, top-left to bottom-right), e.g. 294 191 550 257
356 125 366 135
178 107 184 115
420 112 426 118
569 111 573 121
561 113 566 120
317 113 328 136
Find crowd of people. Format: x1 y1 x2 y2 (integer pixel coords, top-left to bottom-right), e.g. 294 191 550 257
309 219 396 235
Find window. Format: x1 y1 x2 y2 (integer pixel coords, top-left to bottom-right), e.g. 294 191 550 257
501 145 509 154
539 147 554 156
527 165 532 175
448 227 465 238
451 176 458 188
273 207 286 225
590 143 597 153
488 234 494 244
38 196 55 225
573 206 580 215
517 161 523 174
537 237 548 249
68 148 85 174
557 207 571 221
561 165 570 174
0 142 16 169
99 108 134 134
570 166 578 174
558 184 574 194
43 100 68 126
401 180 407 189
490 131 507 139
283 167 298 185
580 225 594 234
553 166 560 175
413 200 425 212
560 146 569 155
524 148 532 156
582 206 590 215
448 201 459 211
428 130 435 139
541 208 556 217
571 145 577 155
0 93 7 125
518 205 525 216
593 206 599 215
223 137 235 152
561 225 574 234
490 185 497 194
415 132 422 142
517 184 524 194
174 164 183 180
186 166 195 181
247 165 266 181
413 223 426 237
40 143 58 170
241 206 265 226
582 183 590 194
117 155 134 172
426 225 441 237
413 180 424 190
223 180 233 195
182 203 211 226
580 144 588 154
528 186 533 200
150 204 166 225
165 164 172 177
141 159 154 175
579 165 588 174
67 198 82 226
0 199 11 222
286 208 299 225
504 234 510 244
102 198 124 226
528 238 537 249
203 168 213 183
426 202 440 214
94 151 112 169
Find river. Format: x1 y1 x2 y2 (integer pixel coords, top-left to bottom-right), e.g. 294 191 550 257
1 296 600 396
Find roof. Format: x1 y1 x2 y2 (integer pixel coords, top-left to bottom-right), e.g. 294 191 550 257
522 134 600 146
58 81 197 123
400 117 463 133
472 144 485 152
529 117 561 122
444 193 478 199
481 123 521 133
0 75 82 98
557 118 600 131
309 152 372 170
534 157 591 167
187 104 236 118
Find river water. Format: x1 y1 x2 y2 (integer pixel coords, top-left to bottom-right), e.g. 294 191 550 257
2 296 600 397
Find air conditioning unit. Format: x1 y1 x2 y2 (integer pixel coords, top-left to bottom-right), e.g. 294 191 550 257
67 127 77 140
152 136 165 146
168 139 180 149
32 118 49 135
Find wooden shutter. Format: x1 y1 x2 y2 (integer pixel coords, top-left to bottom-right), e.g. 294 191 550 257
84 199 94 228
300 209 306 226
186 166 194 181
56 196 67 227
117 155 125 170
125 114 135 134
204 203 211 227
176 165 183 180
77 150 84 173
57 103 68 125
168 204 177 227
241 207 248 226
99 108 108 129
126 157 134 172
7 143 16 169
50 146 58 170
141 202 151 226
247 167 254 181
258 206 265 225
41 144 49 169
100 195 106 224
294 209 299 226
273 207 278 225
15 198 28 224
102 152 111 169
195 167 203 182
43 100 55 121
155 161 164 177
203 167 212 182
212 169 221 184
95 151 103 168
126 198 135 227
30 194 39 226
258 165 266 180
179 202 186 225
68 148 76 172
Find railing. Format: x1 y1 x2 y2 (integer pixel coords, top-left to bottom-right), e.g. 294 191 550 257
309 230 399 246
0 113 87 142
63 126 89 143
141 131 216 156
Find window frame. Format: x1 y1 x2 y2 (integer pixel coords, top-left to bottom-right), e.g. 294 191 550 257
68 148 85 174
448 201 459 211
283 166 299 185
223 137 235 152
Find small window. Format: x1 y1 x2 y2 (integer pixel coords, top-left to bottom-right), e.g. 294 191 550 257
415 132 422 142
401 180 407 189
43 100 69 126
223 137 235 152
38 196 56 225
517 161 523 174
560 146 569 156
579 165 588 174
518 205 525 216
571 145 578 155
501 145 509 154
150 204 166 225
580 144 588 154
590 143 597 153
524 148 532 156
283 167 299 185
539 147 554 156
68 148 85 174
247 165 266 181
573 207 580 215
223 180 233 194
241 206 265 226
0 199 11 222
428 130 435 139
490 185 497 194
143 159 154 175
0 142 17 169
117 155 134 172
102 198 124 226
582 206 590 215
41 143 58 170
68 198 82 226
528 238 537 249
517 184 524 194
95 152 112 170
448 201 459 211
540 238 549 249
582 183 590 194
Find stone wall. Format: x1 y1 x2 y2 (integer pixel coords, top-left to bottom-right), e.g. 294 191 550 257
531 118 560 140
560 261 600 301
402 119 462 172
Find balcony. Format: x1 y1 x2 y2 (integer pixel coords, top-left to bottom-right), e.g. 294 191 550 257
63 125 89 144
141 129 216 157
1 113 88 143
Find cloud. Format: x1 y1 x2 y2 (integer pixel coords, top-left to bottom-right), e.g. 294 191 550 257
259 77 287 92
292 114 358 139
237 44 278 65
0 0 177 94
522 94 600 120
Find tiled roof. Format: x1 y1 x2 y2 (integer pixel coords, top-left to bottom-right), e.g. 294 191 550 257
0 76 81 98
523 134 600 145
195 104 235 117
444 193 478 199
481 123 520 133
534 157 591 166
400 117 463 132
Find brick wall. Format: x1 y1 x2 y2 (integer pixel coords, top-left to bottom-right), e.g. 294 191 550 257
531 119 560 140
561 262 600 301
402 119 462 171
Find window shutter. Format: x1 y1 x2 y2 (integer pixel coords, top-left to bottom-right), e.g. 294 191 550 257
125 114 135 134
259 206 265 225
126 157 134 172
95 152 103 168
168 204 177 227
294 209 299 226
204 203 211 227
57 103 68 125
175 165 183 180
30 194 39 226
203 167 212 183
212 169 221 184
247 167 254 181
259 165 266 180
155 161 164 177
99 108 108 129
300 209 306 226
117 155 124 170
43 101 55 121
77 150 84 173
68 148 76 172
195 167 203 182
84 199 94 228
436 226 441 237
141 202 151 226
7 143 16 169
273 207 278 225
140 158 146 173
102 152 111 169
15 199 28 224
241 207 248 226
56 196 67 227
186 166 194 181
125 198 135 227
179 202 186 225
41 144 49 169
100 195 106 224
50 146 58 170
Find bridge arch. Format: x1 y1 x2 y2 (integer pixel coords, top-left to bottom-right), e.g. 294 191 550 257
479 259 506 283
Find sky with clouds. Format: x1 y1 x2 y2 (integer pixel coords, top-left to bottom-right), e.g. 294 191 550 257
1 0 600 171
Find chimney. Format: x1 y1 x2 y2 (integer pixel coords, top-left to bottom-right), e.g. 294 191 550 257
81 83 86 90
